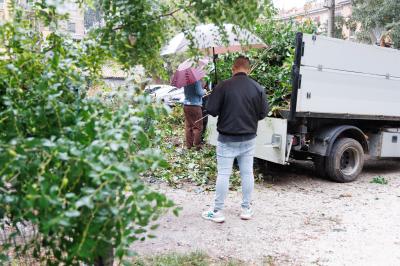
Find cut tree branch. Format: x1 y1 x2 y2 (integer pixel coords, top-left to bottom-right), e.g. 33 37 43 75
158 8 183 19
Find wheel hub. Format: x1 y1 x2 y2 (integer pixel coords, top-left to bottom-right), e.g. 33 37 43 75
339 148 359 176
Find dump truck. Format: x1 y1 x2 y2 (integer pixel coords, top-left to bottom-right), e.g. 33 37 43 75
207 32 400 182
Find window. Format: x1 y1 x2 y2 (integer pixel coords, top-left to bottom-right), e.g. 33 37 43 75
0 0 4 8
67 22 76 33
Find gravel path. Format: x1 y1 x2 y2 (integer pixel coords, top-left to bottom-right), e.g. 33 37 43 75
133 159 400 265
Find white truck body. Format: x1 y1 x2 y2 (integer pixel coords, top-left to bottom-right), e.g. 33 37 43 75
207 33 400 182
298 34 400 117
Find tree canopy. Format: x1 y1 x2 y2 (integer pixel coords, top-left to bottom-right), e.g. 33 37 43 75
90 0 271 73
352 0 400 48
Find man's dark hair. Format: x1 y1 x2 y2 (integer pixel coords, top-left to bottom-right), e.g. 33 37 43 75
233 55 251 70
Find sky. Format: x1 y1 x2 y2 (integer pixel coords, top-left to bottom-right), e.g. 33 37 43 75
272 0 307 9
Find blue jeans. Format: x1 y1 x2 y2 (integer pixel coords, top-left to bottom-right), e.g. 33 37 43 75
214 138 256 211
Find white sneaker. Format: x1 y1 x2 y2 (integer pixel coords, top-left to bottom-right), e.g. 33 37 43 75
201 210 225 223
240 207 253 220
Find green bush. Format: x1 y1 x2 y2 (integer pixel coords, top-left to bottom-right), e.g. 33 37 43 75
132 251 210 266
215 19 317 116
0 0 274 262
151 106 248 190
0 8 175 265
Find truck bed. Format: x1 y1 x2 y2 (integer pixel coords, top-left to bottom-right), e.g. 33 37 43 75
280 110 400 122
291 34 400 119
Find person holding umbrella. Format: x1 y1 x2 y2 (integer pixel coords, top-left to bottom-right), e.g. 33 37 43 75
202 56 268 223
183 80 205 149
162 23 267 147
161 23 267 85
171 60 206 149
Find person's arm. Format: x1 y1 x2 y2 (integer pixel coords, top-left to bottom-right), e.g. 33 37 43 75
258 88 269 120
206 82 224 117
195 80 205 97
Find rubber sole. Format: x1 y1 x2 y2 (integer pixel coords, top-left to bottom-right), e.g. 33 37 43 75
201 213 225 223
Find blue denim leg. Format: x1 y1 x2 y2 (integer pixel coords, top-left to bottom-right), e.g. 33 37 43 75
214 139 256 211
237 139 256 209
214 141 236 211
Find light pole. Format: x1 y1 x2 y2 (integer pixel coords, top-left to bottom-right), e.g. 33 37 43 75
325 0 336 37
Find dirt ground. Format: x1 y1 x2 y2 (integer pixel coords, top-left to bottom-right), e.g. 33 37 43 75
133 159 400 266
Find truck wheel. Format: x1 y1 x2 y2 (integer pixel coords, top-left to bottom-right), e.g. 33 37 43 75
314 156 328 179
326 138 364 183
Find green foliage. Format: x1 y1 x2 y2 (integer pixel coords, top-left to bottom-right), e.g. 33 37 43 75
320 15 348 39
131 251 245 266
189 0 270 26
152 106 242 190
214 20 317 115
1 0 276 263
151 106 267 189
158 145 219 187
333 16 347 40
352 0 400 48
94 0 270 74
370 176 388 185
132 251 210 266
0 6 174 265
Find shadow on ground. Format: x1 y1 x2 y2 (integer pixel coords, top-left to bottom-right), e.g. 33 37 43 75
255 158 400 186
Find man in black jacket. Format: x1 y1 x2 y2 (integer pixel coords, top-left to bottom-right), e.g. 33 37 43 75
202 56 268 223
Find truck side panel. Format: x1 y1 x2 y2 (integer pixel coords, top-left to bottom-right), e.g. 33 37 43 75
301 34 400 78
296 34 400 118
298 66 400 116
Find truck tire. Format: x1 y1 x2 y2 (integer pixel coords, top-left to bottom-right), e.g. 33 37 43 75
314 156 328 179
326 138 364 183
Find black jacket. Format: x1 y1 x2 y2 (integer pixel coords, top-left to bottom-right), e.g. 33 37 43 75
206 72 268 136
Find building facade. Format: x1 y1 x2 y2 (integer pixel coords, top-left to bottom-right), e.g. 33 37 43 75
0 0 9 21
0 0 85 40
277 0 354 40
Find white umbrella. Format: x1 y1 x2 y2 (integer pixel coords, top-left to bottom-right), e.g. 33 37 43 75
161 24 267 83
182 57 211 69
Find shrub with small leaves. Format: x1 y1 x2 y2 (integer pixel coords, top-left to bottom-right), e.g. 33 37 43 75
151 106 245 190
1 0 274 263
0 7 175 266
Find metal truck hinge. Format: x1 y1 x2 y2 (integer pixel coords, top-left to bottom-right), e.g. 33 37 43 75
264 134 282 149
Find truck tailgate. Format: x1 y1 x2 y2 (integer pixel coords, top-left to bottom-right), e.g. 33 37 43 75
207 116 289 164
